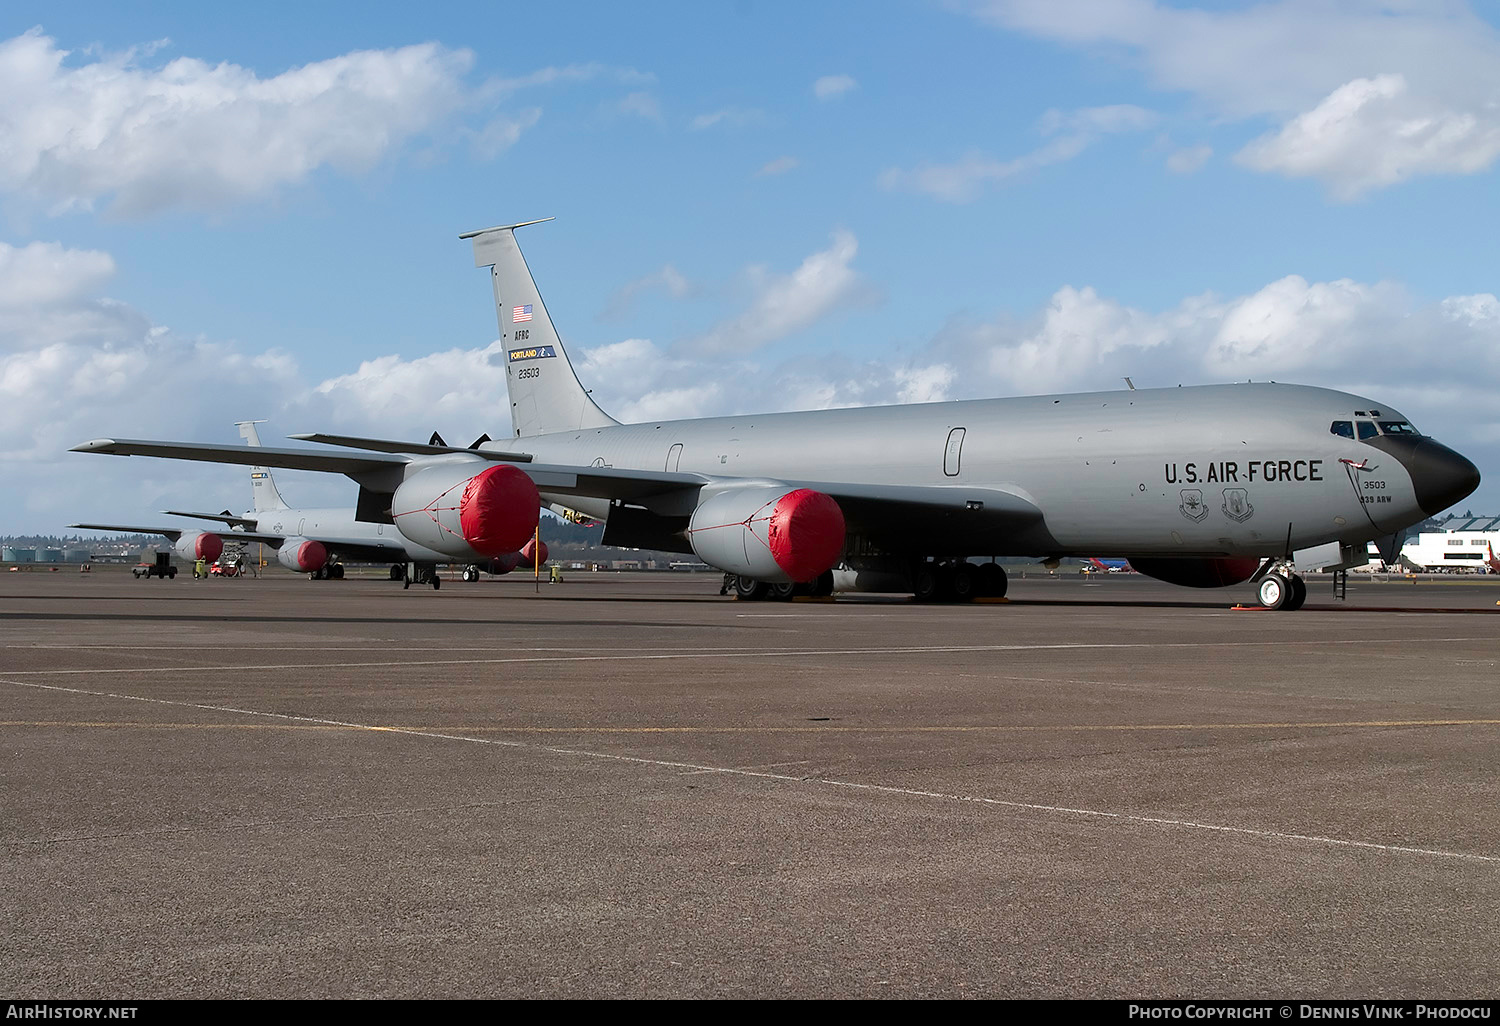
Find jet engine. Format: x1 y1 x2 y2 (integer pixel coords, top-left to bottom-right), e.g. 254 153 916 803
517 538 548 569
391 462 540 559
1128 557 1260 588
486 552 522 576
277 538 329 573
687 484 845 583
173 531 223 563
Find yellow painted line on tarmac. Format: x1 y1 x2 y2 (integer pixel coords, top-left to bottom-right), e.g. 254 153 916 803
5 718 1499 733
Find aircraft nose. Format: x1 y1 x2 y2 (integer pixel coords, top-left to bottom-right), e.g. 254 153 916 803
1405 439 1481 516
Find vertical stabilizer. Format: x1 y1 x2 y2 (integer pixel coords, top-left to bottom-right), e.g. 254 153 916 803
236 420 290 511
463 219 618 438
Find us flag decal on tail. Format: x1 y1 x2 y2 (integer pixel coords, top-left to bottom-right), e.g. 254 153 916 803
512 304 533 323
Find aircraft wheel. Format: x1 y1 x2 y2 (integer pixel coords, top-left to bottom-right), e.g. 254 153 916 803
976 562 1007 598
1285 574 1308 611
402 571 412 590
390 564 404 581
950 562 977 602
311 567 324 581
1257 573 1291 610
810 570 834 597
431 573 441 591
334 564 345 580
462 566 478 582
734 575 770 601
769 582 797 601
913 564 941 603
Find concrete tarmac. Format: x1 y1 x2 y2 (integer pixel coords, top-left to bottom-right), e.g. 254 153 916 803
3 568 1498 998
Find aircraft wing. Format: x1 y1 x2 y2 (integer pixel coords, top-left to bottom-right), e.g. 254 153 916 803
801 481 1042 528
70 439 409 476
524 464 1045 552
781 480 1045 553
69 522 288 546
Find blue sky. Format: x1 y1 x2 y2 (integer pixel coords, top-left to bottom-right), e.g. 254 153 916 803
3 1 1498 532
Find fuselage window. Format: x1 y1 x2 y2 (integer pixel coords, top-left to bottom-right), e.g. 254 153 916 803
1357 421 1378 440
1330 421 1354 438
1378 421 1419 435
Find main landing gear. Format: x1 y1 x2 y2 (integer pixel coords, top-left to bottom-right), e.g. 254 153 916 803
913 560 1008 603
400 564 442 591
1256 567 1307 611
311 563 345 580
732 571 834 601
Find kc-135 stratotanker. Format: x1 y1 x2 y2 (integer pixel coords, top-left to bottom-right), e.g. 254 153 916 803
73 219 1480 609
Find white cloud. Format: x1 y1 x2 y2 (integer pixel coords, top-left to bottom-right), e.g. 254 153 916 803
1237 74 1500 199
0 29 485 215
685 230 869 354
1166 144 1212 174
756 155 800 177
0 241 115 315
813 75 857 101
468 108 542 159
490 63 654 92
307 342 512 430
601 265 694 319
689 107 766 131
880 104 1155 202
614 91 662 121
895 364 956 405
1038 104 1156 135
968 0 1500 196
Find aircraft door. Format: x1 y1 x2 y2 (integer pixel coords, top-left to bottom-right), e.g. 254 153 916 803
666 443 683 472
944 428 965 477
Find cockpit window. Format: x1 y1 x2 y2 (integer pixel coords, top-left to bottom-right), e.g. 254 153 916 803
1357 421 1378 440
1330 421 1354 438
1379 421 1419 435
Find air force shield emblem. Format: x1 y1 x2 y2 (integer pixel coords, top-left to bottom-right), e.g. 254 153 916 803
1178 489 1208 522
1221 488 1254 523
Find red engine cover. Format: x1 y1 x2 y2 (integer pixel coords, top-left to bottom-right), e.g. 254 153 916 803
458 465 542 557
295 540 328 572
1127 557 1260 588
765 488 845 582
517 538 549 569
487 552 522 576
194 533 223 562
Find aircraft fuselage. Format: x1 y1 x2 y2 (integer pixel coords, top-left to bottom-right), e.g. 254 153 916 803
510 382 1475 559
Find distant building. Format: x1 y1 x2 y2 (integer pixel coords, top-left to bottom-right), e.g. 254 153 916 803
1367 516 1500 571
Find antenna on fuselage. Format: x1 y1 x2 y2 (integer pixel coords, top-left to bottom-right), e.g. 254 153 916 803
1123 377 1135 390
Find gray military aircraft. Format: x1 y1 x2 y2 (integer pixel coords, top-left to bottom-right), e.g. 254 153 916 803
72 219 1480 609
72 421 538 589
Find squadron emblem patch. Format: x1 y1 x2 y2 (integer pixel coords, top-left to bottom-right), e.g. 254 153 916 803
1178 489 1208 522
1221 488 1254 523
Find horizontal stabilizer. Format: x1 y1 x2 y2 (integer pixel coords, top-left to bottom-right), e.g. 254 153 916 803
288 433 533 462
71 522 185 541
162 510 258 528
458 217 554 242
69 522 287 546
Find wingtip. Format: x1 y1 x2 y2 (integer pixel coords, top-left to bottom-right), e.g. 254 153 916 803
70 438 118 453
